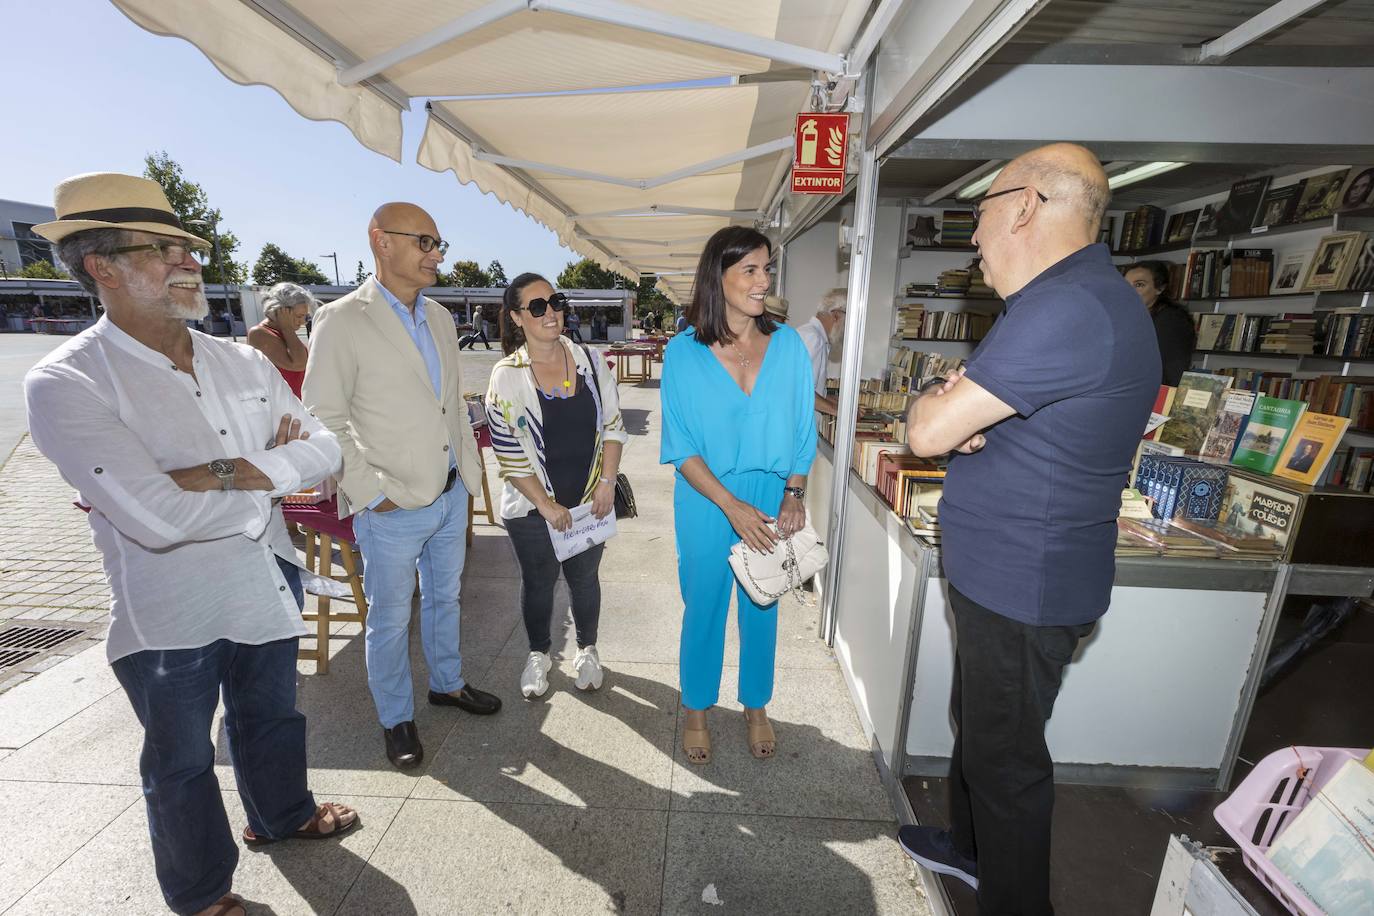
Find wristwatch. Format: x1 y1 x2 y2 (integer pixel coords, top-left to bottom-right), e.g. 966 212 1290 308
783 485 806 500
208 458 236 491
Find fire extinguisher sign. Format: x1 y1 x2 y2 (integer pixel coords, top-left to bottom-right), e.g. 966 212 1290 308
791 112 849 195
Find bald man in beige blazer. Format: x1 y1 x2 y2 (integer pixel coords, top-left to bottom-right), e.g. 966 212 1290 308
304 202 501 770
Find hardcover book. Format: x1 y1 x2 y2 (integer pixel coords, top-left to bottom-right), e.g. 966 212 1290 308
1255 183 1304 229
1214 175 1271 236
1143 385 1176 440
1266 759 1374 916
1272 249 1314 294
1231 396 1307 474
1219 474 1300 549
1334 164 1374 212
1199 389 1257 461
1272 411 1352 485
1158 371 1233 454
1292 168 1350 223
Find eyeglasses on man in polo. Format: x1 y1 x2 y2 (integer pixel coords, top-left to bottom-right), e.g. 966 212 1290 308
971 186 1049 229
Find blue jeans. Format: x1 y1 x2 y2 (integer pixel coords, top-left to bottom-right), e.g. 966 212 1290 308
110 559 314 915
352 480 469 728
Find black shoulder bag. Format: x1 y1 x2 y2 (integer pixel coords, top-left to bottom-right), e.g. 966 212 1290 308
577 343 637 519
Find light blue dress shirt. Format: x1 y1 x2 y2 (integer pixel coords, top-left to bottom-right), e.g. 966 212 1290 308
369 283 453 509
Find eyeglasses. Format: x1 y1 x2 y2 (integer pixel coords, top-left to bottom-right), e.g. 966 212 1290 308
112 239 210 265
381 229 450 256
513 293 569 317
971 186 1049 229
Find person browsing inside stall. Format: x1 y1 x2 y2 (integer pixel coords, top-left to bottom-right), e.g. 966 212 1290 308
895 144 1160 915
485 273 627 699
1124 260 1195 386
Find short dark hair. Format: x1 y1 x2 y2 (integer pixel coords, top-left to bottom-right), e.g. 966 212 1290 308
1123 260 1177 307
500 271 548 355
686 226 776 347
55 228 127 296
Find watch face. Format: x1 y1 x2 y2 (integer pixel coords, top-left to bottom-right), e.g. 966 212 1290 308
209 459 235 476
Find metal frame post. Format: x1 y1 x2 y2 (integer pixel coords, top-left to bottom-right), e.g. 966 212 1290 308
820 64 880 646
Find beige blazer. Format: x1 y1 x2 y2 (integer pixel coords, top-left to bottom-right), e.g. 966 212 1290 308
302 277 482 517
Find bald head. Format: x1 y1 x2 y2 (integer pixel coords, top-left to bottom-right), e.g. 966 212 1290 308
368 202 438 259
998 143 1109 235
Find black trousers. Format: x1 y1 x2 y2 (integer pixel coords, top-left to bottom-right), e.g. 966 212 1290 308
505 511 604 653
946 585 1095 916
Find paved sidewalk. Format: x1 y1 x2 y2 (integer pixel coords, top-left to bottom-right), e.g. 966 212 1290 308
0 365 927 914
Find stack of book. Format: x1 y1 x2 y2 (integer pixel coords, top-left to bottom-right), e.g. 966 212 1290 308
936 268 971 294
894 306 994 341
885 349 964 395
1258 315 1317 354
940 210 975 247
904 281 939 296
967 262 994 298
894 302 925 337
1226 248 1275 297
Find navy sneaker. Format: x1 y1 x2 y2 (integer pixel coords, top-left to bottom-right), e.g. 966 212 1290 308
897 826 979 890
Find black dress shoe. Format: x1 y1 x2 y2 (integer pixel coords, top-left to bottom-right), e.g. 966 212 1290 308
428 684 502 715
383 720 423 769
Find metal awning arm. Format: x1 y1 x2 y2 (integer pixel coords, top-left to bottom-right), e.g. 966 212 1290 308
337 0 527 86
1199 0 1331 62
571 205 763 220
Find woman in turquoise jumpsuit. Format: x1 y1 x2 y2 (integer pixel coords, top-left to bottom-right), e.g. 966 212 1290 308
660 226 817 765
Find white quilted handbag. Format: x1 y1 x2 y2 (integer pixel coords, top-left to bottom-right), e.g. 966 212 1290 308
728 523 830 606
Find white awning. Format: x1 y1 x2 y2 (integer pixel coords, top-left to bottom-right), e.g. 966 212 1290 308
110 0 875 300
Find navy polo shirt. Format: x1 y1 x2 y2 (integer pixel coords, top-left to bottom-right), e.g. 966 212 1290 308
940 244 1160 626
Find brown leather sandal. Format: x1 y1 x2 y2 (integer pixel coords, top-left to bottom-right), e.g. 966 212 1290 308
243 802 360 846
682 708 711 765
744 708 776 759
194 893 245 916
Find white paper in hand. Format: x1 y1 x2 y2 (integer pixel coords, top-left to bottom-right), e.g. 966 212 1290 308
547 502 617 562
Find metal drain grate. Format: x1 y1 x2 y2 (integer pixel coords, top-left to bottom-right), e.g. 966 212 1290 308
0 625 87 652
0 649 41 669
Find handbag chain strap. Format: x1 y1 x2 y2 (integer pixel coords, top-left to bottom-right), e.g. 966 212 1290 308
740 535 804 603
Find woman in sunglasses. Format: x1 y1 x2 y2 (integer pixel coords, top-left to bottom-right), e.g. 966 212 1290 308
485 273 628 699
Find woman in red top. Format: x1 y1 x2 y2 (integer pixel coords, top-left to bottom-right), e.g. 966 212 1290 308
246 282 313 397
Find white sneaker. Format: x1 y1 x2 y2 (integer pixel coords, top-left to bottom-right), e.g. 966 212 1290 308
520 651 552 698
574 645 604 691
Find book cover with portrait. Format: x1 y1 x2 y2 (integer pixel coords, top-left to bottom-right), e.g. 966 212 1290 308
1273 411 1352 485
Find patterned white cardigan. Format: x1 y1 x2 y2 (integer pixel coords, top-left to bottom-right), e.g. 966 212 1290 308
484 336 628 520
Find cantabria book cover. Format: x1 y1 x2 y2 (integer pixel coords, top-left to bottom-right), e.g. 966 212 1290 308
1158 371 1232 454
1199 389 1258 461
1231 396 1307 474
1273 411 1352 485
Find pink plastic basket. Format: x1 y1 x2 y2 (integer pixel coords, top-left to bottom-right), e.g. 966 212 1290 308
1213 745 1370 916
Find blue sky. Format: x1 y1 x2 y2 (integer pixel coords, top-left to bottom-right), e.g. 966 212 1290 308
1 0 581 282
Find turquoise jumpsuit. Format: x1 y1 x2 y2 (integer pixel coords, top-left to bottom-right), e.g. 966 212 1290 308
660 326 818 711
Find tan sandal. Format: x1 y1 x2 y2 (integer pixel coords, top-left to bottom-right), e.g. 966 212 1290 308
682 708 711 765
194 893 246 916
744 708 776 759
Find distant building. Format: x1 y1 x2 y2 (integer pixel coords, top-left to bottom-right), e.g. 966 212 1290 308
0 199 59 277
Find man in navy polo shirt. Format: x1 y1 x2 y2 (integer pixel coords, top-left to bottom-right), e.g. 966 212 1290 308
896 144 1160 915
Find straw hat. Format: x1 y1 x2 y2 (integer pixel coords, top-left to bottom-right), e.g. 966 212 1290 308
764 294 789 320
32 172 205 245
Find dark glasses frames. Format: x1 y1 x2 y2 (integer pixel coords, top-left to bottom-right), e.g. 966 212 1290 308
381 229 450 255
514 293 569 317
971 186 1049 228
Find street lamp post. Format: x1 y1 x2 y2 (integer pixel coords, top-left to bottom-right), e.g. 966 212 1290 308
320 252 340 286
186 217 235 341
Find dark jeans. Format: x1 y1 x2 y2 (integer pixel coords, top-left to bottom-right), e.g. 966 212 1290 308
110 558 315 915
946 585 1095 916
506 510 603 653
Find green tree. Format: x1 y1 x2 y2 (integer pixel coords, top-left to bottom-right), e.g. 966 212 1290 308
635 275 672 318
354 260 371 286
252 242 328 286
449 260 492 287
18 259 69 280
556 258 620 290
486 259 508 287
142 151 246 284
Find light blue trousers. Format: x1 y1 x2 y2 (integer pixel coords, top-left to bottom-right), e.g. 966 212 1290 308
352 480 468 729
674 470 783 711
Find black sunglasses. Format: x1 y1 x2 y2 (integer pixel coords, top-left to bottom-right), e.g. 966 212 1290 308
513 293 569 317
971 186 1049 228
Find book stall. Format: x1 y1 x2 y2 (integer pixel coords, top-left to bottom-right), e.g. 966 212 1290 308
776 9 1374 911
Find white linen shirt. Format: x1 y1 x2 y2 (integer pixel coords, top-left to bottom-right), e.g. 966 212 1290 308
796 315 830 396
24 317 342 663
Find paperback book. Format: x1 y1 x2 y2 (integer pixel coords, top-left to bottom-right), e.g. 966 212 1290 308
1272 411 1352 485
1266 759 1374 916
1158 371 1233 454
1231 395 1307 474
1214 175 1271 236
1199 389 1257 461
1219 475 1299 549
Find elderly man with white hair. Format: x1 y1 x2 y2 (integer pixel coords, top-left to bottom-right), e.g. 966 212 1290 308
24 173 356 916
794 287 846 417
247 281 316 397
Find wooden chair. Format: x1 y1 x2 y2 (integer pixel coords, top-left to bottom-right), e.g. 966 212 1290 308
282 497 367 675
467 423 497 545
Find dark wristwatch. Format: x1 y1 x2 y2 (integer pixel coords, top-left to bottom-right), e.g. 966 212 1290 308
784 485 806 500
208 458 236 491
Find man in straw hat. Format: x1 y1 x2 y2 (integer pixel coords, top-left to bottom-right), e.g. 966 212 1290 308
24 173 358 916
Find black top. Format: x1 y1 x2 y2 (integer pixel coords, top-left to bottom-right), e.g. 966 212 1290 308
538 376 597 510
1151 301 1196 386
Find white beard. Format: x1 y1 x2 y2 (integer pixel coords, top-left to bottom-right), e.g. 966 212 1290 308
123 267 210 321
